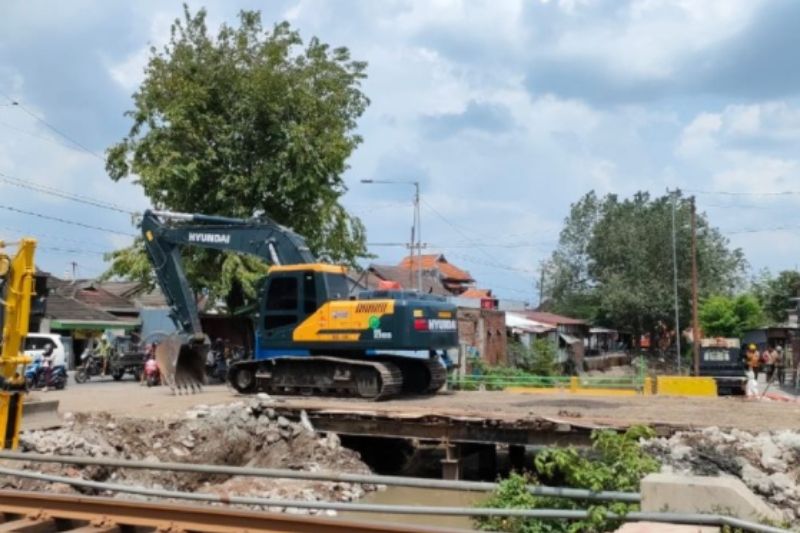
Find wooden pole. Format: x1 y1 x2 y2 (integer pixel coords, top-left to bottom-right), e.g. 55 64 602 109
690 196 700 376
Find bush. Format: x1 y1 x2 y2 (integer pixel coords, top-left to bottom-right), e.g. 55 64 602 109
475 426 660 533
509 338 559 376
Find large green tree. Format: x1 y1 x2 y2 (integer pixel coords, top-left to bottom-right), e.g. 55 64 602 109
105 7 369 302
752 270 800 323
542 191 746 347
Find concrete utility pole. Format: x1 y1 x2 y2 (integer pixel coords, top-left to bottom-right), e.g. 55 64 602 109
690 196 700 376
361 179 423 291
669 189 681 373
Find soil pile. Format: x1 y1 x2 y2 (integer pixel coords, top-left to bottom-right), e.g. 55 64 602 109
645 427 800 523
3 398 375 514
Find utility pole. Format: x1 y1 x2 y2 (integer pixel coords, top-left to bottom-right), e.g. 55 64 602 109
669 189 681 373
539 267 545 307
413 181 422 292
70 261 78 280
361 179 423 292
690 196 700 376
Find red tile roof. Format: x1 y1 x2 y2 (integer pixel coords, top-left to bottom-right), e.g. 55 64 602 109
522 311 587 326
460 288 492 299
397 254 473 282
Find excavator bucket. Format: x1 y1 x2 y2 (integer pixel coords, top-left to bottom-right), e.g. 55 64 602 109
21 397 61 431
154 334 207 394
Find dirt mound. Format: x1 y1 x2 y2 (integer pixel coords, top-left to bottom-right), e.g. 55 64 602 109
645 427 800 524
3 398 375 514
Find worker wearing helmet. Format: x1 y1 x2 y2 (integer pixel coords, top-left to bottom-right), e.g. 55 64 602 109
745 344 760 398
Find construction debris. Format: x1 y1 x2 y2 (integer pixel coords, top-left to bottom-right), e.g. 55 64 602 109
644 427 800 525
3 399 376 515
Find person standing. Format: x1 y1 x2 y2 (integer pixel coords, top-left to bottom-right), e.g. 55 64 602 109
745 344 760 398
775 345 786 386
761 346 775 382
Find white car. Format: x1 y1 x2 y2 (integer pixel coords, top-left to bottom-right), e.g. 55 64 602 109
23 333 68 367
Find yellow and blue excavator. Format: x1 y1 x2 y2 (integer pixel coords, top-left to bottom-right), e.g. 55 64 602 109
142 210 458 400
0 239 36 449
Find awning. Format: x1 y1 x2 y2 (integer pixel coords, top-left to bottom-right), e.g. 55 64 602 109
506 312 555 334
49 319 140 331
559 333 581 345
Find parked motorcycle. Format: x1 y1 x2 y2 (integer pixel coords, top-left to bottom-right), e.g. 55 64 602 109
25 358 67 390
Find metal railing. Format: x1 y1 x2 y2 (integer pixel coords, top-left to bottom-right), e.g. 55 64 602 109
0 462 788 533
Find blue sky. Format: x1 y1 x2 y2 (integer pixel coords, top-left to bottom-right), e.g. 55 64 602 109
2 0 800 301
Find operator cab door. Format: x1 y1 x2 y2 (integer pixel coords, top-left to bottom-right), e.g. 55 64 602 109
260 270 324 347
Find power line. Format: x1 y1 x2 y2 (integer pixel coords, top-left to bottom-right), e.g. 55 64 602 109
0 224 111 250
0 204 136 237
420 199 498 262
0 91 104 161
0 171 136 215
0 119 78 151
687 189 800 197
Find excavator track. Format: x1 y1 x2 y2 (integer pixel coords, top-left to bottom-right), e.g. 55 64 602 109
228 357 403 401
376 356 448 395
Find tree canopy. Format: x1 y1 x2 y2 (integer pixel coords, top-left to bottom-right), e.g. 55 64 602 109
752 270 800 324
104 6 369 302
542 191 747 344
699 294 764 338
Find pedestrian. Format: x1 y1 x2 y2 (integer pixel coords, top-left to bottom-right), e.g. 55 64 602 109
41 343 54 392
775 345 786 386
761 345 774 382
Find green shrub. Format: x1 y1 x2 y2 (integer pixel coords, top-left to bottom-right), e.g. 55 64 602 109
476 426 660 533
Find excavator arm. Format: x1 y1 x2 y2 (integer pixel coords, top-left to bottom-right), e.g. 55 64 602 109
142 210 315 336
140 210 316 391
0 239 36 449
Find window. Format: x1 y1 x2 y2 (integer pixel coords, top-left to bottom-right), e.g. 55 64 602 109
325 273 351 300
303 273 318 314
265 315 297 331
265 277 298 311
24 337 54 351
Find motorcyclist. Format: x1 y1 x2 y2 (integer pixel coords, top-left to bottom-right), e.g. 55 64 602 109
96 336 111 375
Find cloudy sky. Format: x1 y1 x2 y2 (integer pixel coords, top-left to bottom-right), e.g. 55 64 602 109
2 0 800 301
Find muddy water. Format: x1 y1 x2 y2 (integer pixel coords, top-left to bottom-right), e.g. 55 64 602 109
341 487 488 530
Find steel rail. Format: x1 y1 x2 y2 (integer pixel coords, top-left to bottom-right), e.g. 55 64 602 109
0 467 789 532
0 450 640 502
0 489 467 533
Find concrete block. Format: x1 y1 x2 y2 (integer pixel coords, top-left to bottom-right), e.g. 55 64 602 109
656 376 717 396
615 523 719 533
641 473 782 523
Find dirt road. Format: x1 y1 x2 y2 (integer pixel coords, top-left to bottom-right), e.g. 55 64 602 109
35 376 800 432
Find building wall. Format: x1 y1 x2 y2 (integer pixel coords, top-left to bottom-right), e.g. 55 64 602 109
457 308 507 367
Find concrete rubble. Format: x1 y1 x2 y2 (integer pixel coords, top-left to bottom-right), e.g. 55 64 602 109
644 427 800 526
2 398 378 515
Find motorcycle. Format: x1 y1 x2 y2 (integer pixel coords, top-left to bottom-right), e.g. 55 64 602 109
74 352 105 384
205 350 228 384
144 357 160 387
25 357 67 390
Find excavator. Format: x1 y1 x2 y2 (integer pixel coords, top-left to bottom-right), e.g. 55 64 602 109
142 210 458 400
0 239 36 449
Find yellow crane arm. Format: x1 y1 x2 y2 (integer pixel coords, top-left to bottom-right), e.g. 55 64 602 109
0 238 36 449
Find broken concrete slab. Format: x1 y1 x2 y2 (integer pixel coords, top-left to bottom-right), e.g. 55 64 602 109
641 473 783 524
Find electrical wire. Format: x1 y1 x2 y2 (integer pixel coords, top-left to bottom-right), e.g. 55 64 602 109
0 204 136 237
0 91 104 161
0 171 135 215
686 188 800 197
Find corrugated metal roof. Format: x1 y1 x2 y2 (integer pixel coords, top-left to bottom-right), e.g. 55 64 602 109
523 311 588 326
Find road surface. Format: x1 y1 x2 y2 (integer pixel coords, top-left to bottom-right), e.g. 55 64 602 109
32 376 800 432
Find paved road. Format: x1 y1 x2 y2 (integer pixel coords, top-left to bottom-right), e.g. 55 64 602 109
32 375 800 432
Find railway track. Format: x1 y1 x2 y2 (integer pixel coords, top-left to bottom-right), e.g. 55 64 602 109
0 490 464 533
